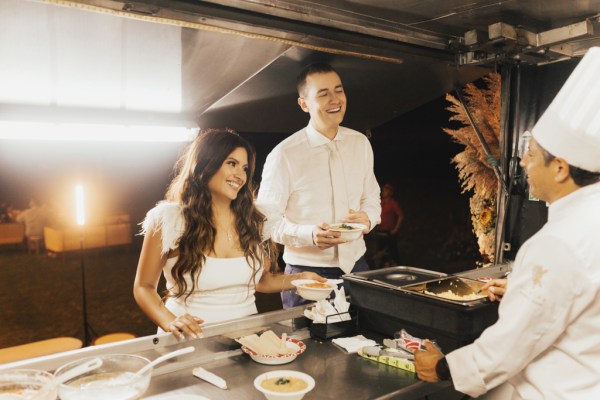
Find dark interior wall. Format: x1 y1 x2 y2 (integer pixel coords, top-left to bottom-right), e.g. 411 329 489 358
501 60 578 260
370 96 479 271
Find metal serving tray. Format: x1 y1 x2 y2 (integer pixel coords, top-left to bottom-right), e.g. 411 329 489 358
401 276 489 306
344 265 446 290
344 266 499 352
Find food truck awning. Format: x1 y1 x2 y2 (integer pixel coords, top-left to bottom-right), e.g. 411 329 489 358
2 0 600 133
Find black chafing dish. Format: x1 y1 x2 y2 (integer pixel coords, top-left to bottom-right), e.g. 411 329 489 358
344 266 500 352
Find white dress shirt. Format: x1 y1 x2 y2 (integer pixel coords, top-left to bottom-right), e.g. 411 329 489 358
257 122 381 268
446 181 600 399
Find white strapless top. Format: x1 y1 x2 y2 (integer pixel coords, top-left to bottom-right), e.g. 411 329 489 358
141 202 264 325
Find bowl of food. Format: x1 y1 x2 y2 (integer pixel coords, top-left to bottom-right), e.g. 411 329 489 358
54 354 152 400
0 369 57 400
291 279 335 301
242 338 306 365
254 370 315 400
327 223 366 241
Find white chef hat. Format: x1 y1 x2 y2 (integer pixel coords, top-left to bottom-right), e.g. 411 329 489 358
531 47 600 172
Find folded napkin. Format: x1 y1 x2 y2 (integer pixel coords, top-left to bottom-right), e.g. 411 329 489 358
303 286 351 323
332 335 377 353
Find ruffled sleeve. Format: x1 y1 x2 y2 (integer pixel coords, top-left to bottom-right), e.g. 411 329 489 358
140 202 185 256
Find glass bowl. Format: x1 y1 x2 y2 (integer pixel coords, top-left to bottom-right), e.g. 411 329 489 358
54 354 151 400
0 369 57 400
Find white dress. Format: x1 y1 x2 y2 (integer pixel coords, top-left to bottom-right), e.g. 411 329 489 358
141 202 263 325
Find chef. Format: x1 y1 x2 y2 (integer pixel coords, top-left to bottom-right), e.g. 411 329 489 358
414 47 600 399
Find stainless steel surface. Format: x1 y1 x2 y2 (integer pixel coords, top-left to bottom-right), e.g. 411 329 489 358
455 263 513 280
344 266 447 290
0 306 452 399
401 276 489 306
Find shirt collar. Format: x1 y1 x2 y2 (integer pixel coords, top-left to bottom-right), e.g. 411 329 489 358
305 120 345 148
548 181 600 222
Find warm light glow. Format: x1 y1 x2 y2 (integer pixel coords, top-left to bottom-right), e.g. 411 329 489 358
0 122 198 142
75 185 85 226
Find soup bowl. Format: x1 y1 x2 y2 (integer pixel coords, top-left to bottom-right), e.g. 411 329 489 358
254 370 315 400
327 223 366 241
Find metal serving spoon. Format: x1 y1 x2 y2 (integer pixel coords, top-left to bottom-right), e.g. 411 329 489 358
133 346 195 378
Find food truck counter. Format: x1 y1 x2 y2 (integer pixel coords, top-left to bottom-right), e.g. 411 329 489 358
0 306 454 400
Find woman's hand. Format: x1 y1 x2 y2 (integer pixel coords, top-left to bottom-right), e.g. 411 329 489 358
166 313 204 340
482 278 507 302
298 272 328 283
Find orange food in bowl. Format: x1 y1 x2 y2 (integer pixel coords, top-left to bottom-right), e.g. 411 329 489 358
302 283 331 289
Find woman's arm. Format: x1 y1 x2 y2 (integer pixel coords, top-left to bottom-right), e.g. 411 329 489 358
133 228 202 339
255 262 326 293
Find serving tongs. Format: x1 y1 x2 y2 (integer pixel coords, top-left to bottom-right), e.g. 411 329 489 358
403 276 486 297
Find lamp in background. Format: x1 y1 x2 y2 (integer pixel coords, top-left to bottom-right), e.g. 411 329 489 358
75 185 85 226
75 184 91 346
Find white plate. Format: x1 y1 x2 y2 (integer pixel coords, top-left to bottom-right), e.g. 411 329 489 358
241 338 306 365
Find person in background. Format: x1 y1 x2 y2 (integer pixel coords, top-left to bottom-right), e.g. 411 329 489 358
15 198 47 242
134 128 325 339
257 62 381 308
372 183 404 266
414 47 600 399
0 202 12 223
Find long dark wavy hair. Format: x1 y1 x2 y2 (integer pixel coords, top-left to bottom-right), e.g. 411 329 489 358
163 128 274 302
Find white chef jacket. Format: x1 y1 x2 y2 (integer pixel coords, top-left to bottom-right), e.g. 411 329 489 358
447 181 600 399
256 122 381 269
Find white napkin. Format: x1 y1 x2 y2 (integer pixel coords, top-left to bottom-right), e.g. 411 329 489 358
303 287 351 323
332 335 377 353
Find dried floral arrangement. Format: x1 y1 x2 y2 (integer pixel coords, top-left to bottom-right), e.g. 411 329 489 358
444 73 500 263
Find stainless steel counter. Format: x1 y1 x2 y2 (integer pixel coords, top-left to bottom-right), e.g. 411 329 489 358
0 306 452 399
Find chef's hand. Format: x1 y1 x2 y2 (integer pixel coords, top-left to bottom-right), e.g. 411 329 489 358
414 340 444 382
167 313 204 340
482 278 507 302
313 223 347 250
344 209 371 233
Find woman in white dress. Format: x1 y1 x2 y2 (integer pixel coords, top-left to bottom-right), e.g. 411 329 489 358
134 128 325 339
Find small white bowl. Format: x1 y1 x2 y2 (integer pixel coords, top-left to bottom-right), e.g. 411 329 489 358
291 279 335 301
327 223 367 241
254 370 315 400
241 338 306 365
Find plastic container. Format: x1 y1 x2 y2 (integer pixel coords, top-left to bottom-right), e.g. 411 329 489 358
309 310 357 341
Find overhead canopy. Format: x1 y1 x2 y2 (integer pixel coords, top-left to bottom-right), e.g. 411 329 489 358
1 0 600 134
